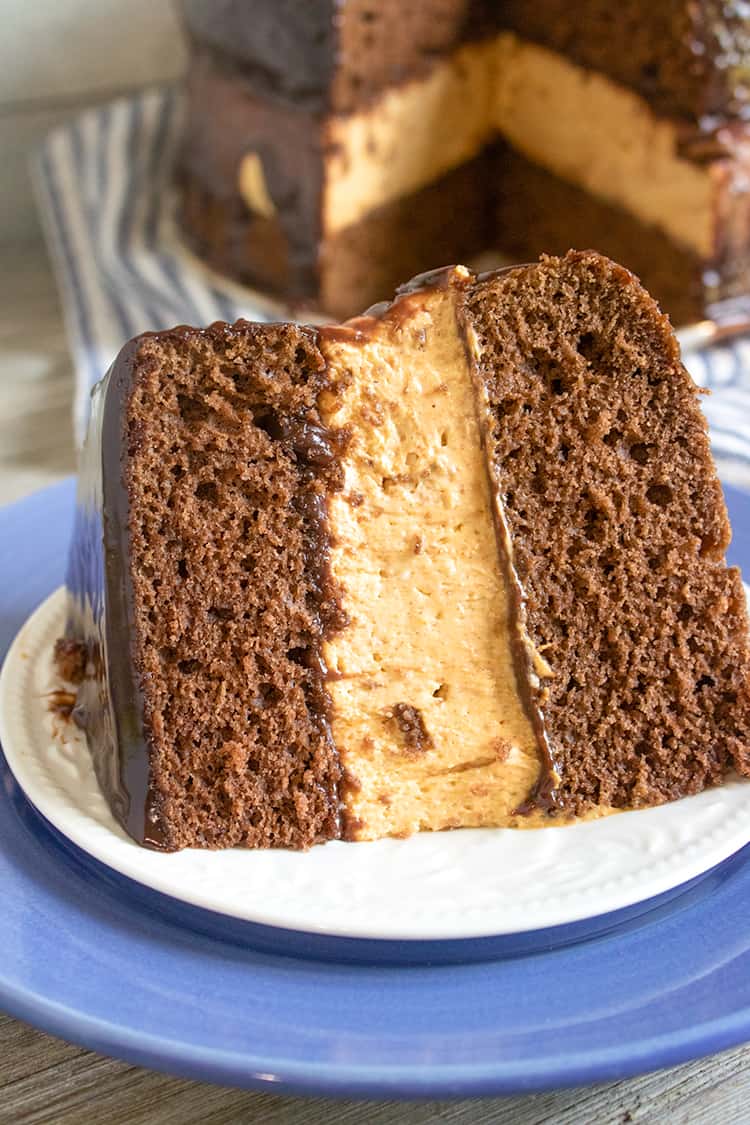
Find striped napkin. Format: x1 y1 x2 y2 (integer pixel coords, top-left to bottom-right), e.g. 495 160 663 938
33 88 750 489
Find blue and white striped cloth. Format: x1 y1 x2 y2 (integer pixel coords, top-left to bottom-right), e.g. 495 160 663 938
33 88 277 444
33 88 750 488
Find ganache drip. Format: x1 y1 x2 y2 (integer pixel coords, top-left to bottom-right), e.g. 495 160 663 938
457 285 562 815
259 393 352 836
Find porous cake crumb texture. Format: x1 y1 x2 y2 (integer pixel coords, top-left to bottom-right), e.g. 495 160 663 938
125 324 345 848
466 252 750 811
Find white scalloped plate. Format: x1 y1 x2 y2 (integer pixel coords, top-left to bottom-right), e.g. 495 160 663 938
2 586 750 942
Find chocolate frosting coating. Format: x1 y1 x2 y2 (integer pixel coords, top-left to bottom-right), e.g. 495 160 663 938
66 340 167 847
181 0 750 122
180 1 491 114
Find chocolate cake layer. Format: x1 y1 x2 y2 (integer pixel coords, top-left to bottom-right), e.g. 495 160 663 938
181 0 490 113
181 157 490 320
180 182 294 299
464 252 750 810
492 144 750 328
181 48 324 297
318 158 488 318
501 0 750 123
65 322 346 850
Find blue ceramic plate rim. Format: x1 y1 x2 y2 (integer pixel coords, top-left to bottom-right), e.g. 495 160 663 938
0 479 750 1099
2 974 750 1099
7 584 750 952
5 772 745 968
1 794 749 1099
1 824 750 1099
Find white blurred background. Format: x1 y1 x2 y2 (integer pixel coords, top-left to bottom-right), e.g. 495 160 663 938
1 0 185 249
0 2 185 501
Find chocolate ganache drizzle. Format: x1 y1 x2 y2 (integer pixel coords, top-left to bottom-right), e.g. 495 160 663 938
64 340 168 846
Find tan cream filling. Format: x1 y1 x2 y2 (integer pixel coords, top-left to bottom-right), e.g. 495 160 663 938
318 278 545 840
322 40 497 235
493 37 714 258
308 33 714 256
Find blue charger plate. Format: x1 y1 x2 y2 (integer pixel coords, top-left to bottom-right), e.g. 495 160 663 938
1 478 750 1097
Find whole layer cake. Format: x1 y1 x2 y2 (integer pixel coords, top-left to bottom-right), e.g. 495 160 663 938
178 1 750 324
58 251 750 850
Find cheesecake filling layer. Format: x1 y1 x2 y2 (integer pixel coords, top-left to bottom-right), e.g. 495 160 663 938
317 32 723 257
492 35 715 259
318 273 544 840
323 40 496 236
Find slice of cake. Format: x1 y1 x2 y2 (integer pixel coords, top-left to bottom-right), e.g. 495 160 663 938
178 2 750 324
59 251 750 850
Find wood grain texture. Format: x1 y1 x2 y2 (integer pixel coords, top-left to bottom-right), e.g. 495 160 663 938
1 1012 750 1125
1 245 750 1122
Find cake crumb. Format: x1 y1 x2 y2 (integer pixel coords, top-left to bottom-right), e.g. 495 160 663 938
342 814 365 840
491 738 512 762
47 689 77 719
53 638 86 684
342 767 363 792
384 702 434 754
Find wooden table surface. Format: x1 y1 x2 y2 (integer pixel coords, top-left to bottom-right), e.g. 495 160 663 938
1 244 750 1124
